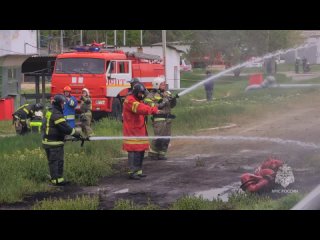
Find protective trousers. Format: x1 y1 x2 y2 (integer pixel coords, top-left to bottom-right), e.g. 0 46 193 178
13 117 29 135
149 120 171 158
80 111 93 137
45 146 64 180
66 119 76 128
128 151 145 175
206 90 213 101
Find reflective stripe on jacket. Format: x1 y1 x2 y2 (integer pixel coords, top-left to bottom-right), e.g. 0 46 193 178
63 96 78 120
122 94 158 151
13 103 36 120
42 105 76 147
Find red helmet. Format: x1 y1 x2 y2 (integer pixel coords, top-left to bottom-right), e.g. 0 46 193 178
64 86 72 92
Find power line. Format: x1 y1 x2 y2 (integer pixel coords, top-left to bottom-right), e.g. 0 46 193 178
0 48 25 54
25 42 41 50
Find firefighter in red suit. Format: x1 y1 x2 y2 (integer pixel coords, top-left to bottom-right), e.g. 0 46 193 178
123 83 160 180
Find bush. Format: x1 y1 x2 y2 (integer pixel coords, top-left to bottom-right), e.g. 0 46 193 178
33 195 99 210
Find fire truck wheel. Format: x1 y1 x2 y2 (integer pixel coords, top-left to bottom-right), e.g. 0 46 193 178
111 97 122 121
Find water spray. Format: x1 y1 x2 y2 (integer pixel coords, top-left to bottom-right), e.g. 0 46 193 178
83 135 320 150
178 43 317 97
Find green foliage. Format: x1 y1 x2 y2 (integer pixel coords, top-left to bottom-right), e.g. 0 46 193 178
0 145 51 203
188 30 304 64
0 118 123 203
170 195 228 210
170 192 303 210
1 64 317 206
93 117 122 136
227 192 303 210
41 30 193 49
113 199 160 210
112 193 303 210
0 120 15 135
174 71 316 135
32 195 99 210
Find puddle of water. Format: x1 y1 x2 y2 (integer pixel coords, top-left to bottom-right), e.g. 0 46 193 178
195 187 230 202
114 188 129 194
240 149 252 153
240 165 255 171
185 154 211 160
194 182 242 202
294 168 312 172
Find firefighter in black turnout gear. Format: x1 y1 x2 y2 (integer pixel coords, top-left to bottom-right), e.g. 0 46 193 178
42 94 82 186
12 103 43 135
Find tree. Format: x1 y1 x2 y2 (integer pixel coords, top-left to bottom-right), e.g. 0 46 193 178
188 30 304 76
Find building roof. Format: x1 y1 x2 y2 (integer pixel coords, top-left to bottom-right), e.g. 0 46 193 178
150 43 185 53
120 44 184 54
0 54 34 67
21 55 57 75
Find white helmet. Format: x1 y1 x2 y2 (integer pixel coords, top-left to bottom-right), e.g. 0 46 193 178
82 88 90 96
152 77 165 89
34 110 43 118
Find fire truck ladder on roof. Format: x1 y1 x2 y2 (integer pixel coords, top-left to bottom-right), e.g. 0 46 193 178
126 52 161 61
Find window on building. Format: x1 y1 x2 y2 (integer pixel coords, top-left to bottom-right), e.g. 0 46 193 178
8 68 17 80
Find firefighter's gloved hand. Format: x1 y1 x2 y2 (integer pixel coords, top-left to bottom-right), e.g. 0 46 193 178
158 98 169 109
156 110 164 114
174 93 179 99
73 132 82 140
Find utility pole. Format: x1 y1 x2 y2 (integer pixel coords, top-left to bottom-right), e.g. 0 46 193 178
114 30 117 48
266 30 270 54
96 30 99 42
37 30 41 56
124 30 126 46
162 30 167 82
80 30 83 45
60 30 64 53
140 30 143 46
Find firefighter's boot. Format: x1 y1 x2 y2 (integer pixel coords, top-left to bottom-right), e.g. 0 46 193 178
148 151 159 160
128 173 141 180
137 170 147 178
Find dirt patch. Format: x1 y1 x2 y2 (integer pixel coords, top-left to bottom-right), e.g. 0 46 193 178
0 185 83 210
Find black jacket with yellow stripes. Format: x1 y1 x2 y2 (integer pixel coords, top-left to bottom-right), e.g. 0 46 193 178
42 105 76 147
13 103 37 119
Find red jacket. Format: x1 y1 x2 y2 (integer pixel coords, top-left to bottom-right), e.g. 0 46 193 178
122 95 158 151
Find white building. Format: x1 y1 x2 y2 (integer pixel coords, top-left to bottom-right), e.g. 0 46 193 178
120 44 184 89
0 30 38 57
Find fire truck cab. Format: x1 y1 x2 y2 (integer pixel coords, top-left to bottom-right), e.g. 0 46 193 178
51 46 164 120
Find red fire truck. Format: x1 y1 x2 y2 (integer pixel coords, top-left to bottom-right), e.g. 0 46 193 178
51 46 164 120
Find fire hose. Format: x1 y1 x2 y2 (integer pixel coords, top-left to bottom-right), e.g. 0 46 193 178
64 135 320 150
65 136 90 147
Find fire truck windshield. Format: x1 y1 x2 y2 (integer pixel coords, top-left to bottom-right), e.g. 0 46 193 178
55 58 105 74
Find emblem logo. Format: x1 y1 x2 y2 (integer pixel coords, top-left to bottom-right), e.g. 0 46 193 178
275 164 295 188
